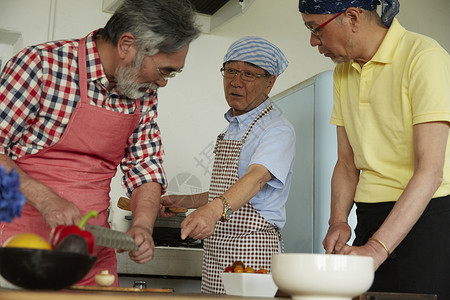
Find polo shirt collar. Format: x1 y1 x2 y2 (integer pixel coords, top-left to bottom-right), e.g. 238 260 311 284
369 18 406 64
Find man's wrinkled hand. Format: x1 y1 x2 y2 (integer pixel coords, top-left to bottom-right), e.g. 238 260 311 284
322 222 351 254
40 197 83 228
122 225 155 264
180 204 219 241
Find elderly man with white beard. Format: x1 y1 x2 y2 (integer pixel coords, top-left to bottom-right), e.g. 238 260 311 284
0 0 199 287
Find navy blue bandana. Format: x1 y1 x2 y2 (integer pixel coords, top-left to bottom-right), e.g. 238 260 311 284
298 0 400 27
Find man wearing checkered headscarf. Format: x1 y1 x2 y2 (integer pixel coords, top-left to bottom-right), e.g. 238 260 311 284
298 0 450 298
162 36 295 294
222 36 289 77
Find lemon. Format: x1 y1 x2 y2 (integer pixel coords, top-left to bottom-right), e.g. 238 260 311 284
3 233 52 250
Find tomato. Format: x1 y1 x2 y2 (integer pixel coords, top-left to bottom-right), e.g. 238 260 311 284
244 267 255 273
224 265 233 273
233 266 244 273
231 261 245 271
256 268 268 274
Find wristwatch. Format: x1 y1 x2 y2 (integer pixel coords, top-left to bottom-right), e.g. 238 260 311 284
219 195 232 222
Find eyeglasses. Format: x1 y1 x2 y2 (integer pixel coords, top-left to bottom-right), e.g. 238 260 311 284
305 11 344 36
220 67 268 82
150 56 182 81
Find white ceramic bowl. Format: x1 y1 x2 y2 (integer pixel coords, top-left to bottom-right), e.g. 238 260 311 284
220 272 278 297
272 253 374 300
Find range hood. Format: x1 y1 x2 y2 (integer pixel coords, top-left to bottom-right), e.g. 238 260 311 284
102 0 254 33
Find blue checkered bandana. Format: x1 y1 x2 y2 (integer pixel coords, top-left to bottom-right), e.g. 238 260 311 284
298 0 400 27
223 36 289 77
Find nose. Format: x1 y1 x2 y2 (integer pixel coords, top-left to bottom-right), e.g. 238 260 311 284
230 72 244 87
310 33 322 47
156 78 168 88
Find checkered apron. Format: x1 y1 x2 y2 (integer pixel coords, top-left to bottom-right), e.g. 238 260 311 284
201 104 281 294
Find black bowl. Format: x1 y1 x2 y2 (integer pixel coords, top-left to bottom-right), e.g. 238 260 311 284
0 247 97 290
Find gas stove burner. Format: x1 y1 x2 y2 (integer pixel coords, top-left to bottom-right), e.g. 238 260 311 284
154 238 203 249
152 227 203 248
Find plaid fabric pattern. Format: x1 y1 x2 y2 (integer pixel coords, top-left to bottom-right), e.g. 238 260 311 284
0 31 166 194
202 104 280 294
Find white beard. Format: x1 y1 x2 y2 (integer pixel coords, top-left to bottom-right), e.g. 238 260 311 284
115 52 159 99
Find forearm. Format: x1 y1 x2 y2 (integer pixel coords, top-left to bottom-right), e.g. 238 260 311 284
130 182 162 234
221 163 272 212
329 160 359 225
163 192 209 209
367 122 448 260
329 126 360 226
179 164 272 240
372 165 443 253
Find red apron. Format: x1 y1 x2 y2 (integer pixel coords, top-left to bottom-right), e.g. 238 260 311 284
0 36 141 286
202 104 280 294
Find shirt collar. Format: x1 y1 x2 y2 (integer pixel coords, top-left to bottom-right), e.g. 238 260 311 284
367 18 405 65
224 98 272 126
83 30 109 86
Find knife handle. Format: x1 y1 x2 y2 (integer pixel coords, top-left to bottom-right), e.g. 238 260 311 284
164 207 188 213
117 197 131 211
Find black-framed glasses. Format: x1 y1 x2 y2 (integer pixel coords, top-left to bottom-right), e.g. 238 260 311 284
220 67 269 82
305 11 344 36
150 56 182 81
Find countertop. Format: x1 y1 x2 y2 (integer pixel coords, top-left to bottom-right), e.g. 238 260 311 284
0 288 438 300
0 288 280 300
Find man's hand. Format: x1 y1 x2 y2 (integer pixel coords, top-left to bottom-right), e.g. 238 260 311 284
322 222 352 254
338 239 387 270
123 224 155 264
180 198 222 240
38 195 83 228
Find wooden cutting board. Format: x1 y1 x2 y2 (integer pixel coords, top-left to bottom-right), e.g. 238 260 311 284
354 292 437 299
70 285 173 293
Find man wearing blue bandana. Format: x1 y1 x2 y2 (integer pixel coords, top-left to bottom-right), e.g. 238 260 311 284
161 36 295 293
299 0 450 298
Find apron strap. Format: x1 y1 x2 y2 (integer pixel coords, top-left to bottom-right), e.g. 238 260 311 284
78 37 88 103
242 103 272 141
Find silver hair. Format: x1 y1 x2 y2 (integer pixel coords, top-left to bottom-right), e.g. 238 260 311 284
96 0 200 55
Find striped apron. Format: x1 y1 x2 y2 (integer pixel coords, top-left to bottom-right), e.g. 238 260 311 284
201 104 280 294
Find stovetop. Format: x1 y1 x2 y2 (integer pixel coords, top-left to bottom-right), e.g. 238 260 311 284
124 214 203 249
153 227 203 248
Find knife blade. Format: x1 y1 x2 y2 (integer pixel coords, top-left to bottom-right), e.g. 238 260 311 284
85 223 139 251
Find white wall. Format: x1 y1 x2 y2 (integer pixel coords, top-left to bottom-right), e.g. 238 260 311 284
1 0 449 203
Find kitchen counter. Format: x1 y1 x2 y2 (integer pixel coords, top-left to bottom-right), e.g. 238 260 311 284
0 288 438 300
0 288 281 300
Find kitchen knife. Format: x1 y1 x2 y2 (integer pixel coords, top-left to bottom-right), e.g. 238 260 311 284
117 196 188 213
84 223 139 251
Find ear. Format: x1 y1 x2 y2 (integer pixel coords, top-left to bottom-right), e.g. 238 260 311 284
344 7 363 32
117 32 136 59
265 75 277 95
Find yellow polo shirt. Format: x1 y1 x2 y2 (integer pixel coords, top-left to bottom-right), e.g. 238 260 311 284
331 19 450 203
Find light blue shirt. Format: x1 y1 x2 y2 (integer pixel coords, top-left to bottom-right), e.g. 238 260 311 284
223 99 296 230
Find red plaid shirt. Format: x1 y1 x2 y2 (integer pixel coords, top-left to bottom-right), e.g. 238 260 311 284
0 31 167 195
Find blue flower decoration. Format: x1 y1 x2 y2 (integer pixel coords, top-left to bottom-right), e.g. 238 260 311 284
0 166 26 223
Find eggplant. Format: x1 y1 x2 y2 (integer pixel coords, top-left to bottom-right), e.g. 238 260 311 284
54 234 89 255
